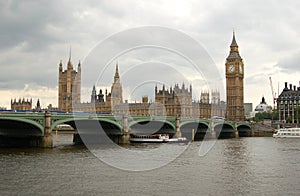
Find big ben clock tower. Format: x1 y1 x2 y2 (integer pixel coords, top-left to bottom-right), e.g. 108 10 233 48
225 32 244 121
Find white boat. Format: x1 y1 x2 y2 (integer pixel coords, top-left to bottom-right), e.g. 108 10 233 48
130 134 169 143
168 137 188 143
273 128 300 138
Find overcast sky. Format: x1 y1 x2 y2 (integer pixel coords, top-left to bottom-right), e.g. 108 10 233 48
1 0 300 109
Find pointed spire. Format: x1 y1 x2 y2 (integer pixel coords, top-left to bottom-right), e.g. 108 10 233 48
230 30 239 52
37 99 40 108
227 31 241 60
116 62 119 76
228 30 240 55
67 47 73 70
231 30 238 47
59 60 63 71
114 62 120 82
69 45 72 62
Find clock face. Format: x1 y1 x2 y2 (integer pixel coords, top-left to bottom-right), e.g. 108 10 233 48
228 65 235 72
239 65 243 73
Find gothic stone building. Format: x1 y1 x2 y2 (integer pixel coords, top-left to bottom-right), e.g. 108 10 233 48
60 33 249 120
58 57 81 112
11 98 32 110
225 32 245 121
73 64 123 114
72 63 225 118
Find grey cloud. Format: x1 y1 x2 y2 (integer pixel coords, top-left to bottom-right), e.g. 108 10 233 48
275 51 300 73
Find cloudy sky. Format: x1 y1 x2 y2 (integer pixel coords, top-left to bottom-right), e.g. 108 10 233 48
0 0 300 109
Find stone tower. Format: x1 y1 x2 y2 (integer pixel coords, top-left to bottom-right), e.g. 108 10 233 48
225 32 244 121
110 63 123 109
200 91 210 104
58 52 81 112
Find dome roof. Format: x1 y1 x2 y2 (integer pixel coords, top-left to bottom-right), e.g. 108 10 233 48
255 103 268 111
254 97 270 112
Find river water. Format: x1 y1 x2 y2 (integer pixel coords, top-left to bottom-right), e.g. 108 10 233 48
1 137 300 196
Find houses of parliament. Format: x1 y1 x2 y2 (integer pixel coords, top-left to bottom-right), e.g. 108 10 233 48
56 32 245 121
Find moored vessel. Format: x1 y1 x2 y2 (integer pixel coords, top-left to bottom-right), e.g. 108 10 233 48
168 137 188 143
273 128 300 138
129 134 169 143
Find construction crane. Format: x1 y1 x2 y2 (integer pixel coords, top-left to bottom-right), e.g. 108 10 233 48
269 76 276 110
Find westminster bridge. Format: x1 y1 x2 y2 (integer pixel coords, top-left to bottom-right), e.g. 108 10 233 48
0 112 251 147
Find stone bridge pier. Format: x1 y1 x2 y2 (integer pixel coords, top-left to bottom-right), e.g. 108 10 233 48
121 115 130 144
174 116 182 138
39 112 53 148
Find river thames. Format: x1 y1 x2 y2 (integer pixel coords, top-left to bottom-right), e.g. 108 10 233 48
1 137 300 195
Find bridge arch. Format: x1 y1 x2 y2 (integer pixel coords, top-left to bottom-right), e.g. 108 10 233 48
0 118 44 136
237 124 252 137
214 122 235 138
180 121 209 140
129 119 176 135
51 118 123 135
180 120 209 128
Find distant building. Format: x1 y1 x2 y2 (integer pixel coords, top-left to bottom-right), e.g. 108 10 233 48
244 103 253 118
277 82 300 123
254 97 271 112
199 91 210 118
11 98 32 110
35 99 41 111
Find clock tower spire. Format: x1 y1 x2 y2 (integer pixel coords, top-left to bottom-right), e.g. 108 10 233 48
225 31 244 121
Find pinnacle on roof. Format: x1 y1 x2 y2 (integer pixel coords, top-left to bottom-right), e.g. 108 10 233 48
67 47 74 70
230 31 238 47
69 45 72 62
114 62 120 81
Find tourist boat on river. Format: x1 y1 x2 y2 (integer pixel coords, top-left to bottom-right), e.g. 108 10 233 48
130 134 170 143
130 134 188 143
273 128 300 138
168 137 188 143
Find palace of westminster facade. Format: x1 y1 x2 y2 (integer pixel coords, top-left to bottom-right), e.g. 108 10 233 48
12 32 300 123
55 32 245 121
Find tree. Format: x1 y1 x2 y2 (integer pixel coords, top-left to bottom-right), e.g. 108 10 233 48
295 106 300 123
286 116 292 123
271 110 279 121
253 111 272 122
